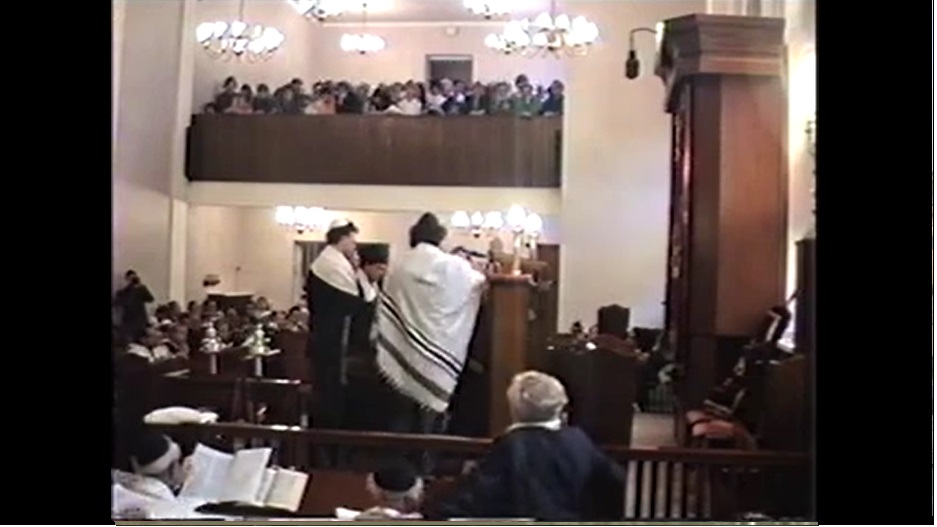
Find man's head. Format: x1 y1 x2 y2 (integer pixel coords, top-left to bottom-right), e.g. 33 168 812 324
408 213 447 248
366 463 424 513
326 219 359 256
125 270 140 286
135 326 163 349
358 245 389 283
130 432 184 488
506 370 569 424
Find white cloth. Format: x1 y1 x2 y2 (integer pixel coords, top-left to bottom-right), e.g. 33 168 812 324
375 243 485 412
397 98 423 115
127 343 172 363
357 269 377 303
310 245 358 297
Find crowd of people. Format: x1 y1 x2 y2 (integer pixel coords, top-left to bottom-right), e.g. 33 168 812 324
112 270 309 364
202 74 564 117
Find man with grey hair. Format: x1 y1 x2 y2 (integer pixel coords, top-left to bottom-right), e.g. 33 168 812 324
430 371 626 521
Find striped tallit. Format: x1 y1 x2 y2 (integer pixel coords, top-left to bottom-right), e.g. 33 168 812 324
375 243 485 412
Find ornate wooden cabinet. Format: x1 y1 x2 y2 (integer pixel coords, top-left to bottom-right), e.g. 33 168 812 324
654 15 788 426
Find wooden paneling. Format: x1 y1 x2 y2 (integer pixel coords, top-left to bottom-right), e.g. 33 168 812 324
186 115 562 188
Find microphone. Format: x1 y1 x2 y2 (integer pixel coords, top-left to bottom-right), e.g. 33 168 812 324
451 246 487 259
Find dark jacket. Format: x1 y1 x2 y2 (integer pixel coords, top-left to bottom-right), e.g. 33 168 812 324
114 283 154 337
430 426 626 521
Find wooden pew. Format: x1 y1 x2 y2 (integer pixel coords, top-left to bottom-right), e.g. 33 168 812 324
267 330 311 382
146 422 809 520
544 334 641 445
151 372 311 426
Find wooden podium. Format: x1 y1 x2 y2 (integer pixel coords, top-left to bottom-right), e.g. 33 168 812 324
485 274 533 435
654 15 788 416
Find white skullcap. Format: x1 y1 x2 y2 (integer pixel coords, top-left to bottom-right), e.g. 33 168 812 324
507 371 568 423
329 218 351 230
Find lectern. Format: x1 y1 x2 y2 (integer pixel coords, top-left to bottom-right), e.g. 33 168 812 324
654 15 788 421
485 274 532 435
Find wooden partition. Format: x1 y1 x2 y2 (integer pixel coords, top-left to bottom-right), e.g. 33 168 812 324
187 115 562 187
146 422 809 520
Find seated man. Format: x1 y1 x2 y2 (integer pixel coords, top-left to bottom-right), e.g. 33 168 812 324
113 432 186 502
353 464 424 520
429 371 626 521
127 327 172 363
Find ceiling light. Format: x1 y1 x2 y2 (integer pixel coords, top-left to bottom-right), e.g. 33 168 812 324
197 0 284 62
287 0 346 21
485 0 598 57
464 0 510 19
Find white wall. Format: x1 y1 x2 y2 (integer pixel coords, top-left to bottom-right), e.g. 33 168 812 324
560 0 702 329
783 1 816 295
186 205 560 309
192 0 566 108
113 0 188 299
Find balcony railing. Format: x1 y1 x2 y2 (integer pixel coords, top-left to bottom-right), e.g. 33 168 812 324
186 114 563 187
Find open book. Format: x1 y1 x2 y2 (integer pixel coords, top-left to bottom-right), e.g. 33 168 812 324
180 444 309 512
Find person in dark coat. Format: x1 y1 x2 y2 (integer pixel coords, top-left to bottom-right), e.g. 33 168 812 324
428 371 626 521
114 270 154 342
305 219 364 432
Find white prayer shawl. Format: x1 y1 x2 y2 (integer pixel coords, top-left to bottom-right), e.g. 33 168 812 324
310 245 358 297
375 243 485 412
357 269 377 303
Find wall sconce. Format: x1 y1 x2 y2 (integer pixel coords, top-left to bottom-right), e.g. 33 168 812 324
275 206 332 234
450 205 543 275
624 23 662 80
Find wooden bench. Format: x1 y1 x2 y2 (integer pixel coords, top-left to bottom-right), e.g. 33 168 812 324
146 422 809 520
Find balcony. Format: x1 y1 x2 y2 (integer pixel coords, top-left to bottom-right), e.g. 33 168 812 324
185 115 562 188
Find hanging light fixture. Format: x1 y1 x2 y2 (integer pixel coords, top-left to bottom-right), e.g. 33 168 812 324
275 206 332 234
286 0 347 21
340 1 384 54
196 0 284 62
464 0 510 19
485 0 598 57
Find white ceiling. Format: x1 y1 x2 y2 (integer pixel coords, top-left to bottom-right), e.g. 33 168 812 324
320 0 560 24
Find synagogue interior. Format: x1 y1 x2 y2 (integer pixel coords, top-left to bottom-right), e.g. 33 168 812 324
112 0 816 520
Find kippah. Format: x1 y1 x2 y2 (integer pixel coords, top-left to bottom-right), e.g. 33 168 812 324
372 463 418 493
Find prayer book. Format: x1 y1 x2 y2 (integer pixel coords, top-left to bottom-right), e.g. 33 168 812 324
180 444 309 512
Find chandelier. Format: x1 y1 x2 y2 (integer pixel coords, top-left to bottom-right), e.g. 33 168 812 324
275 206 332 234
196 0 284 62
485 0 598 57
451 206 543 274
464 0 510 19
286 0 346 21
341 1 384 55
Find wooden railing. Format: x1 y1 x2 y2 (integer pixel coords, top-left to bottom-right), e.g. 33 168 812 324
186 115 562 187
147 422 809 520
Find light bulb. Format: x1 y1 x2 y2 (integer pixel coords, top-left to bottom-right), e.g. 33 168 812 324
230 20 247 37
524 213 543 235
555 14 571 30
275 206 295 225
451 211 471 228
470 211 485 228
196 23 215 43
534 12 552 29
212 21 228 38
506 205 527 230
484 211 504 230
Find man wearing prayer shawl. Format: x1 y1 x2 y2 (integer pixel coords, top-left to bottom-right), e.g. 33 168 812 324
305 219 364 430
375 213 487 434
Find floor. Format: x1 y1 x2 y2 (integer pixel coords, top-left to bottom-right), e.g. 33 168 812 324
631 412 677 447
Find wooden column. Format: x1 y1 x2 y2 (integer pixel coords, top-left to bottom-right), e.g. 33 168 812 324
656 15 788 412
486 274 532 435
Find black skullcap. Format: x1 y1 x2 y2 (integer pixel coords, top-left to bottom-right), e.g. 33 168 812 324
372 463 418 493
358 245 389 266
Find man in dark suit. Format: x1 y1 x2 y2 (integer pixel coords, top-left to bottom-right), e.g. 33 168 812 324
429 371 626 521
114 270 154 342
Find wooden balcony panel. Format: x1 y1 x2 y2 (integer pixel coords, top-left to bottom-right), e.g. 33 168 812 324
187 115 562 188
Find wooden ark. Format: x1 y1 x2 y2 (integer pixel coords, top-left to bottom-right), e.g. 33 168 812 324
655 15 789 425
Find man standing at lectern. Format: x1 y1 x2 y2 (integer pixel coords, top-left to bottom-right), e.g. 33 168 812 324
374 213 487 435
